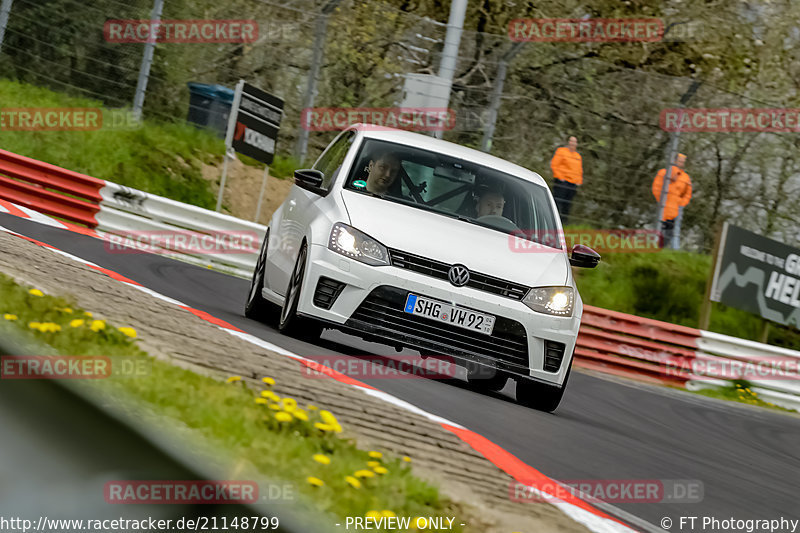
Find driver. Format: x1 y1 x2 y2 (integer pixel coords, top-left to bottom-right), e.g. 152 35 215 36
475 187 506 218
365 150 401 195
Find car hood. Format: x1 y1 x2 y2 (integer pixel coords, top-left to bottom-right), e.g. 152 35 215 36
341 190 569 287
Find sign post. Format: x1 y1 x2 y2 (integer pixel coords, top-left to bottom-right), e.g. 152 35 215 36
216 80 284 214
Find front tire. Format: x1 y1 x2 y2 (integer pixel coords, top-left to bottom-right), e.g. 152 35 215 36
278 243 323 340
515 364 572 413
245 229 279 321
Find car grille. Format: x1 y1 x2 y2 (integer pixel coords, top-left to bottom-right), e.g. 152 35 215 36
387 248 528 300
345 286 529 371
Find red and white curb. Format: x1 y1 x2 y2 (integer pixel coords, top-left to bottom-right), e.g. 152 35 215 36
0 201 637 533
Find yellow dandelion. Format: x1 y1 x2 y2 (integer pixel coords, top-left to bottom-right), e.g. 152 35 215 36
41 323 61 333
69 319 85 328
118 327 137 338
56 307 73 314
314 422 335 432
403 456 412 463
282 398 297 412
354 469 375 479
365 511 381 519
90 320 106 332
255 398 268 405
84 311 93 317
313 454 331 465
269 404 282 411
367 461 381 468
28 321 42 330
261 377 276 385
373 466 388 475
3 314 18 321
261 390 280 401
345 476 361 489
307 404 318 410
28 289 44 297
320 410 339 426
225 376 242 383
368 451 383 459
292 409 309 421
275 412 292 422
306 477 324 487
381 510 396 518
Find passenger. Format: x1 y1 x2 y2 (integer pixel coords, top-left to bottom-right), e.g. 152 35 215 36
365 150 401 195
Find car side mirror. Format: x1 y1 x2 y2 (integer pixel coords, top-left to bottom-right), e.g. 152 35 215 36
569 244 600 268
294 169 325 194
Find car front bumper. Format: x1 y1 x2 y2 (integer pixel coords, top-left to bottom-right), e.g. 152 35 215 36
297 243 580 386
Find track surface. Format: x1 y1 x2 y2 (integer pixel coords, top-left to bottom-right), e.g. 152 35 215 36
3 213 800 529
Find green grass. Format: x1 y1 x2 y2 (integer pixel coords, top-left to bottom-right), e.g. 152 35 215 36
0 273 464 529
572 244 800 350
0 79 222 209
689 381 794 413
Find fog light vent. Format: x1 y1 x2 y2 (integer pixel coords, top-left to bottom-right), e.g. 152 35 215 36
544 340 566 372
313 277 346 310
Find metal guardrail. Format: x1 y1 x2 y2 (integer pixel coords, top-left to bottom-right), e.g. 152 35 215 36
0 148 265 278
574 305 700 386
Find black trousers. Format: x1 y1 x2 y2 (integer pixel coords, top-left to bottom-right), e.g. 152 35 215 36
552 179 578 226
660 219 675 248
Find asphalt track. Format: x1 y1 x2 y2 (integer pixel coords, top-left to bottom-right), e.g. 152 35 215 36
3 212 800 530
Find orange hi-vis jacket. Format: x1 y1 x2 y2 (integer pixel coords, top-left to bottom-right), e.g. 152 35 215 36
652 166 692 221
550 147 583 185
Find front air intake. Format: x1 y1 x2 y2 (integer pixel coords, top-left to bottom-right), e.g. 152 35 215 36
544 340 566 372
313 277 345 310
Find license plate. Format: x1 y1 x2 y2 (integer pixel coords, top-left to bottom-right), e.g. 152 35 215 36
403 294 495 335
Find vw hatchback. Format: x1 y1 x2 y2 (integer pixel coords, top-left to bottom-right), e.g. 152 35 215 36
245 125 599 412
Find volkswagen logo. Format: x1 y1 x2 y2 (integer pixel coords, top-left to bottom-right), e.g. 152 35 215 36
448 264 470 287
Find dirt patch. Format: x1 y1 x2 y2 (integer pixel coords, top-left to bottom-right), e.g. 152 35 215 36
201 159 293 225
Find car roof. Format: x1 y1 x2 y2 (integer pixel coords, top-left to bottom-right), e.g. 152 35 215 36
346 124 547 187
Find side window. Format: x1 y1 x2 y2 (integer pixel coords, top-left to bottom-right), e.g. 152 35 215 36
313 132 355 189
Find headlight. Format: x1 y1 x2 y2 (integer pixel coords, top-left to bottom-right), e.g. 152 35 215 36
523 286 574 317
328 222 390 266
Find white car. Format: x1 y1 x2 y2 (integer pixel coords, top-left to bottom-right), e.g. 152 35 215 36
245 125 599 412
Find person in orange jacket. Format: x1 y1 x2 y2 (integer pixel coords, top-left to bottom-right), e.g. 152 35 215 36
550 136 583 226
652 153 692 247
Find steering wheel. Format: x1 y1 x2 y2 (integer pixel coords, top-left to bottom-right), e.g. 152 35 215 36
476 215 519 233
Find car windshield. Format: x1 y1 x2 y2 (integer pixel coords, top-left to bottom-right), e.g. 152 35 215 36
343 139 560 248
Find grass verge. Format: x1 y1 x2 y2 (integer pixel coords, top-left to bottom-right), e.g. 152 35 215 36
0 79 222 209
0 272 464 529
688 381 794 413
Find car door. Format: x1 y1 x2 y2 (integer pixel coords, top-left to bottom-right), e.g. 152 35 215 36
266 131 355 296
